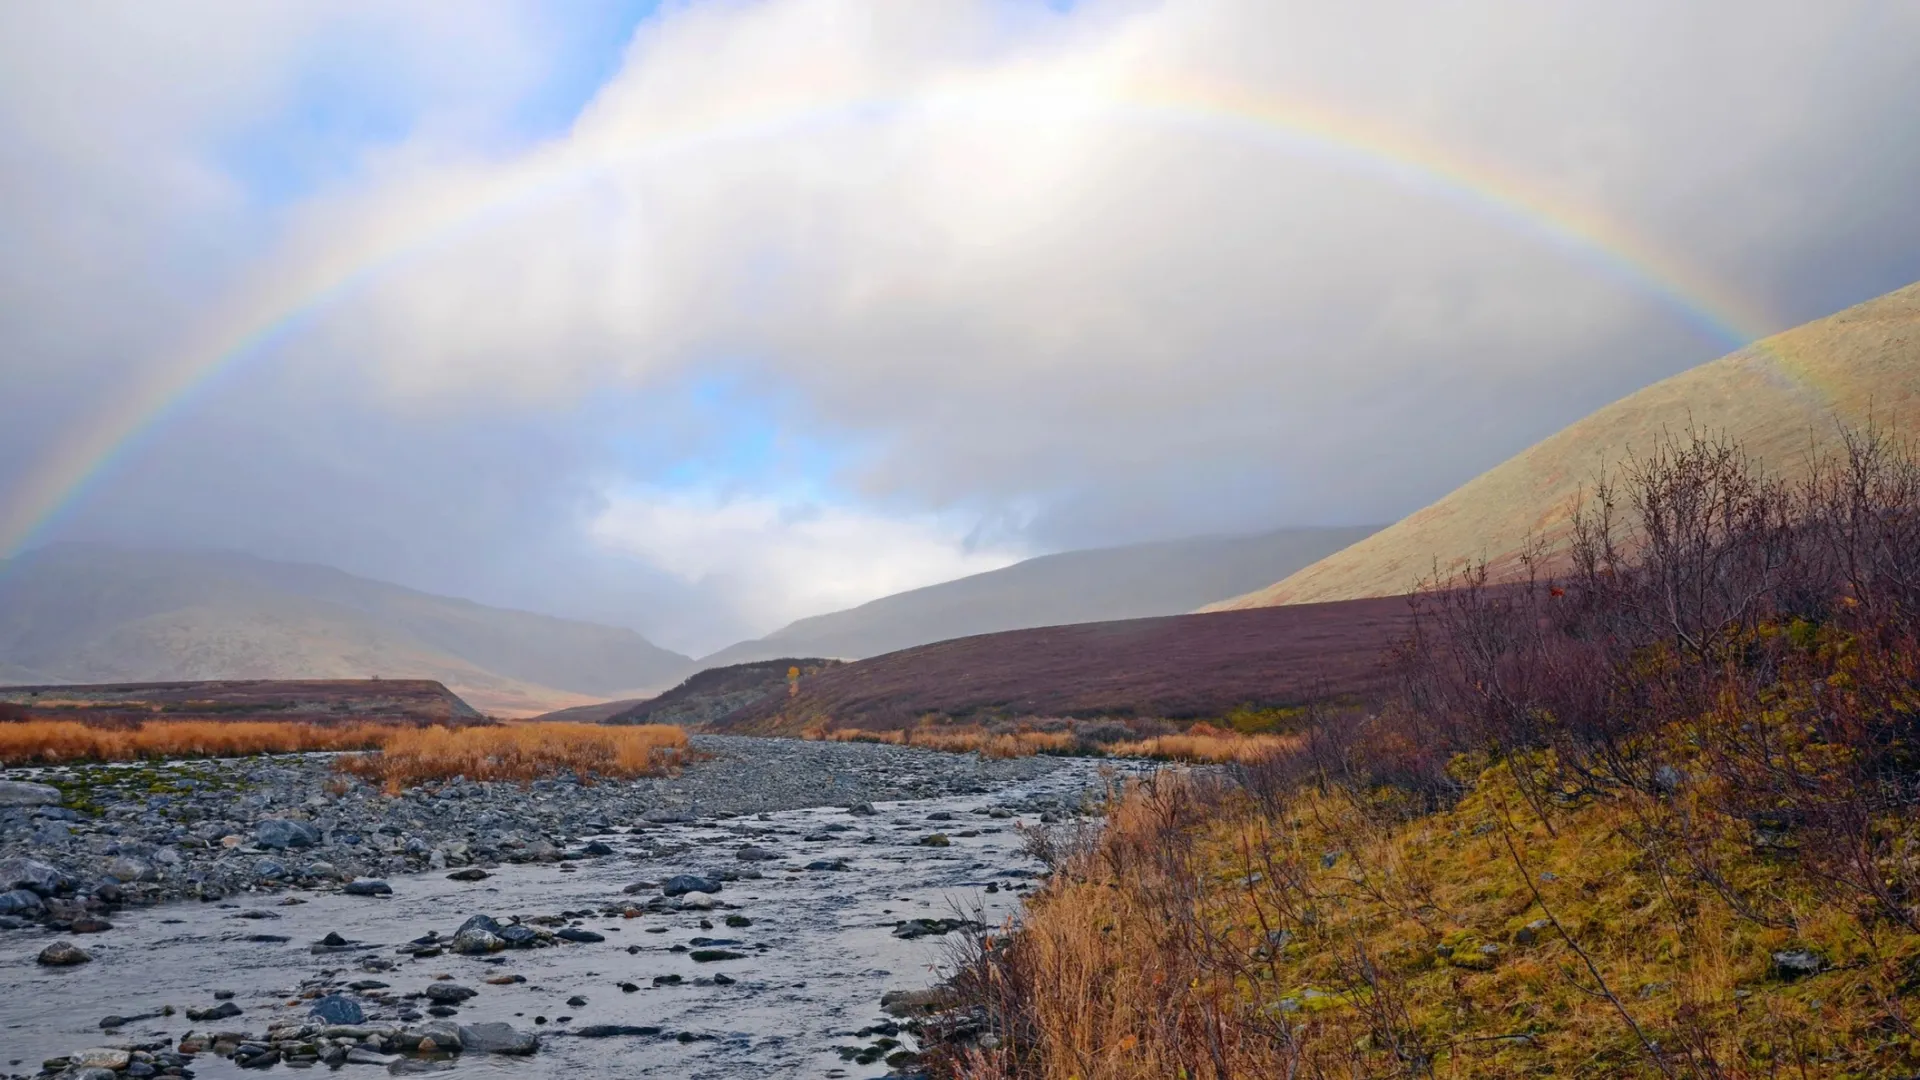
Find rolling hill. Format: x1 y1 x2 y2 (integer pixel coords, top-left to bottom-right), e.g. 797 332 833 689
0 544 696 716
708 596 1412 735
699 526 1379 667
1211 279 1920 609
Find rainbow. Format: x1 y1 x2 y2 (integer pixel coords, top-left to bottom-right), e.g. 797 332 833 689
0 73 1789 560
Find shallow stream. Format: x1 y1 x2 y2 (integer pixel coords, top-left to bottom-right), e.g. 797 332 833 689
2 756 1134 1079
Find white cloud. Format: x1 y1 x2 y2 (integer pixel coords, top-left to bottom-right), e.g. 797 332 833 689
590 489 1023 635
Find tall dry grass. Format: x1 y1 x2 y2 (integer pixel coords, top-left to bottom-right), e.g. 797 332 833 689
806 721 1296 764
0 720 394 766
814 726 1080 760
1106 723 1302 765
333 722 687 790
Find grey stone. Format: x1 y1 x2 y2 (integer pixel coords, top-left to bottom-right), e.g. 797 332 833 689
343 878 392 896
36 940 90 966
0 888 45 916
661 874 721 897
309 994 364 1025
451 927 502 954
425 983 477 1003
0 780 62 807
0 856 75 895
254 818 321 850
457 1022 538 1055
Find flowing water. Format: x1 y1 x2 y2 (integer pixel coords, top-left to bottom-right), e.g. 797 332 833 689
2 757 1137 1079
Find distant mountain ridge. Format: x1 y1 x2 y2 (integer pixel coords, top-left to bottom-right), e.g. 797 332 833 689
0 544 696 716
700 526 1380 667
1211 280 1920 610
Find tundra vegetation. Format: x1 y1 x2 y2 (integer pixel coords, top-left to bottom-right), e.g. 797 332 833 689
938 429 1920 1079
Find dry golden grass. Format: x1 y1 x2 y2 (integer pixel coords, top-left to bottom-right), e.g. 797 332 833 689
1106 723 1302 764
334 721 687 790
0 719 394 765
807 725 1078 759
954 762 1920 1079
805 720 1297 764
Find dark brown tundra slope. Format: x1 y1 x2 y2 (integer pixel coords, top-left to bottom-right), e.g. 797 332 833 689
0 678 484 726
709 597 1412 734
606 658 844 727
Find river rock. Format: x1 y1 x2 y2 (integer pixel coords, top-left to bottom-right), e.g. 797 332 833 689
451 927 503 954
254 818 321 850
343 878 391 896
661 874 721 897
0 856 75 895
0 780 62 806
0 887 45 916
425 983 477 1003
735 845 777 861
309 994 364 1025
71 1049 130 1070
557 928 604 943
499 924 541 948
456 914 503 936
104 856 155 883
37 940 91 966
677 891 718 911
446 868 489 882
457 1022 537 1055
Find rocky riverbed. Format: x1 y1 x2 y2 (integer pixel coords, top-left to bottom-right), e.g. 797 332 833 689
0 736 1079 910
1 738 1137 1079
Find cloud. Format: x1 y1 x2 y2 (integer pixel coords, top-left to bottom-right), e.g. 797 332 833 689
4 0 1919 649
590 488 1023 635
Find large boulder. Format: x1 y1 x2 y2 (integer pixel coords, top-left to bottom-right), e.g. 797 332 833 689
0 781 62 807
0 857 75 896
0 888 44 916
253 819 321 850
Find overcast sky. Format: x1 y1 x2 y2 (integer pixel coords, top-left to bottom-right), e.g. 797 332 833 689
3 0 1918 656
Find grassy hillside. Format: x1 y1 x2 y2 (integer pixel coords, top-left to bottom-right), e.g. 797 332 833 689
701 527 1378 667
1212 280 1920 609
0 544 695 715
945 430 1920 1079
712 597 1410 734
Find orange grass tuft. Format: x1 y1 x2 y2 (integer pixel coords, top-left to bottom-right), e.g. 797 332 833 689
333 722 687 790
0 719 394 765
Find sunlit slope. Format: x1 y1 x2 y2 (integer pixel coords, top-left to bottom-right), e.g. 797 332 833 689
1210 280 1920 609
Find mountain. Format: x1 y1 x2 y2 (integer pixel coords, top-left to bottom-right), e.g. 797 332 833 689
1210 280 1920 610
0 544 696 716
699 526 1380 667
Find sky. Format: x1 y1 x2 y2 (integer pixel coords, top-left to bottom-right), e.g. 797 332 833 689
2 0 1918 657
